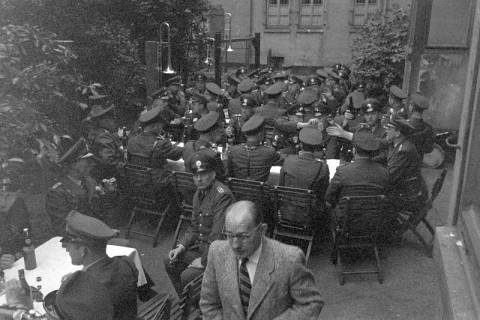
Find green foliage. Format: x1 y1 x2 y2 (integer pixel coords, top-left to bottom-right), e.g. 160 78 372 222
351 7 410 89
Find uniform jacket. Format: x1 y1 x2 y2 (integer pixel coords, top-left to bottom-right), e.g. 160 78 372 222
408 117 435 158
200 237 324 320
85 256 138 320
227 143 281 182
127 131 183 168
179 180 234 266
45 176 98 235
325 157 389 207
0 193 29 255
228 97 242 117
182 137 225 180
279 152 330 217
254 101 286 126
388 137 427 200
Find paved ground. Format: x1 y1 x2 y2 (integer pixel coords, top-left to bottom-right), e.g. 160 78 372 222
26 164 453 320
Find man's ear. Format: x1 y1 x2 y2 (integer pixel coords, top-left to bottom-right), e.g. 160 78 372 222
259 223 268 234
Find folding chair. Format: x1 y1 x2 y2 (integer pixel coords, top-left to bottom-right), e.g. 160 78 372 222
138 294 171 320
395 168 447 256
172 171 196 249
271 185 317 262
124 164 170 247
170 272 204 320
331 185 386 285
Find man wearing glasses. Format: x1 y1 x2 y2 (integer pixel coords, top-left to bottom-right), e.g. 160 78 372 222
165 151 234 296
201 200 324 320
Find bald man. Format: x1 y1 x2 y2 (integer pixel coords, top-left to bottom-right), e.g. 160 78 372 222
200 201 324 320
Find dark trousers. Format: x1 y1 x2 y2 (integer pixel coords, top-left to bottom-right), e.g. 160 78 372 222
164 248 204 297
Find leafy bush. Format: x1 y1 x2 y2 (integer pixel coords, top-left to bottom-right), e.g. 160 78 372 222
351 7 410 89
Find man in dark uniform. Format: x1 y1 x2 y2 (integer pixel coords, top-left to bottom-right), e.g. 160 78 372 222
165 152 234 296
0 172 29 271
387 85 408 121
325 128 390 209
225 96 257 145
182 111 225 180
183 92 210 142
61 210 138 320
407 93 435 159
280 127 330 223
254 81 288 139
385 118 428 214
46 138 101 235
284 75 303 107
127 104 183 213
186 73 208 98
86 105 124 181
227 115 281 182
165 75 187 117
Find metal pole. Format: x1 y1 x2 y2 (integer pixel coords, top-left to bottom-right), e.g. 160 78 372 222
214 32 222 86
254 33 261 68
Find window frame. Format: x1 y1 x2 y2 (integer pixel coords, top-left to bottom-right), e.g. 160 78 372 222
350 0 381 27
265 0 291 30
298 0 325 29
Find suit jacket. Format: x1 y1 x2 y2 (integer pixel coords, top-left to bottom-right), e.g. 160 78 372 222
200 237 324 320
325 157 390 207
227 143 281 182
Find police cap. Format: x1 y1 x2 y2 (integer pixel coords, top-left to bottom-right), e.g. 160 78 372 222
305 76 321 87
205 82 221 96
165 75 182 87
389 85 407 99
188 151 217 174
241 96 257 108
299 127 323 146
288 75 303 85
264 82 286 96
226 74 241 85
353 127 380 151
62 210 119 245
138 105 163 124
241 114 265 134
238 79 255 93
194 111 220 132
271 71 289 80
361 98 382 113
411 93 429 110
58 138 94 165
236 66 248 77
48 271 114 320
386 118 415 135
297 88 317 105
326 68 340 80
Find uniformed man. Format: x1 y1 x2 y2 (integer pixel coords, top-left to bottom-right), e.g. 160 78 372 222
227 114 281 182
182 111 225 180
61 210 138 320
184 91 210 142
284 75 304 107
127 103 183 212
85 105 124 181
224 74 241 100
225 96 257 145
185 73 208 97
279 127 330 223
165 152 234 295
229 78 256 117
387 85 408 121
275 87 327 154
255 81 287 126
325 127 390 209
46 138 102 235
385 118 428 214
235 66 249 80
407 93 435 159
0 171 29 270
165 75 187 117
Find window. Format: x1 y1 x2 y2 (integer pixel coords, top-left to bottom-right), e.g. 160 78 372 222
351 0 380 26
300 0 324 27
267 0 290 27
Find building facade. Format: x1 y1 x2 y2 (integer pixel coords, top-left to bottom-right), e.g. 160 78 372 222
208 0 411 68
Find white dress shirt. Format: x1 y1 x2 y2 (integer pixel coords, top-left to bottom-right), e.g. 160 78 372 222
238 240 263 284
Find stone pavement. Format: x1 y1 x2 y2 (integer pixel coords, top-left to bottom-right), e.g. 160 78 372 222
25 165 452 319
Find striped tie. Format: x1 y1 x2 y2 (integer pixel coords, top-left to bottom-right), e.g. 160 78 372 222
239 258 251 315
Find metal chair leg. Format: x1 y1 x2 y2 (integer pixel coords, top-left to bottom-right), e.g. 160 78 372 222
126 207 137 239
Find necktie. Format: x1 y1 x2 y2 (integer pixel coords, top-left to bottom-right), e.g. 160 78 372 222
239 258 251 315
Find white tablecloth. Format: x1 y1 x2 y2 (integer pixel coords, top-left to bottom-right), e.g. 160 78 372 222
1 237 147 312
167 158 341 184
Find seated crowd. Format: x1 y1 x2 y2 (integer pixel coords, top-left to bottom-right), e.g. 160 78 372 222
0 64 436 320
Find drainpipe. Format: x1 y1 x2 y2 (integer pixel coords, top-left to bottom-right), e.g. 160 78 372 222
249 0 254 66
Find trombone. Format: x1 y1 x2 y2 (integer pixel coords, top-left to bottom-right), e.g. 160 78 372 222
159 22 175 74
225 13 234 52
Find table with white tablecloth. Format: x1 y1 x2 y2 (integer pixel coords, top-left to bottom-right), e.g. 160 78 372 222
0 237 147 313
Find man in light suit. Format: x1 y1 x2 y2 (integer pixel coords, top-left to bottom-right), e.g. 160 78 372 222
200 200 324 320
